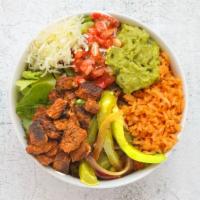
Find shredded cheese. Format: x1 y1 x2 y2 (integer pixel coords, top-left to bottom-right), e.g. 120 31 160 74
26 16 88 75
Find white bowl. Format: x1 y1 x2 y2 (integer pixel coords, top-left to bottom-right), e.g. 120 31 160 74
9 11 188 188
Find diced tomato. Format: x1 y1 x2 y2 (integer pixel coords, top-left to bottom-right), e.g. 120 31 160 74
87 34 95 44
88 27 98 35
93 35 105 47
73 13 119 84
103 73 115 85
73 59 82 68
75 76 86 84
95 80 106 88
95 20 108 33
102 39 113 48
100 28 116 39
91 12 105 20
90 67 105 79
91 12 120 27
82 64 93 75
74 50 87 59
81 58 95 66
74 51 83 59
95 73 115 88
95 56 105 66
79 59 95 75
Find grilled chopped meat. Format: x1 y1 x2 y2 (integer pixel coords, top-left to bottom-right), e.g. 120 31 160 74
26 141 58 155
38 118 62 139
52 152 71 174
56 76 78 91
64 91 76 101
54 119 68 131
48 89 61 103
66 112 80 126
32 106 47 120
39 118 55 130
46 144 59 157
25 74 103 174
46 131 62 139
28 120 48 146
74 106 91 129
46 98 67 119
75 81 102 100
36 154 54 166
70 142 91 162
60 120 87 153
84 99 99 114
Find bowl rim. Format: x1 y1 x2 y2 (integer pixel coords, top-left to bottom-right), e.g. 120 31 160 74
9 11 188 189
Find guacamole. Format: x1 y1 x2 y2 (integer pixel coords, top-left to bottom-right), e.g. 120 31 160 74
106 24 160 93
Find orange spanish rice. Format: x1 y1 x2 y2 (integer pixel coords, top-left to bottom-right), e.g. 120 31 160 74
121 52 184 154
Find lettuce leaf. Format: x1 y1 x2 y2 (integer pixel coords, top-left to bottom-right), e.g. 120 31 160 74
16 70 43 92
16 74 55 119
21 118 32 132
16 79 37 91
81 15 94 34
22 71 42 80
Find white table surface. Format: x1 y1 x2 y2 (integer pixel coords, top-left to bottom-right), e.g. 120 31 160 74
0 0 199 199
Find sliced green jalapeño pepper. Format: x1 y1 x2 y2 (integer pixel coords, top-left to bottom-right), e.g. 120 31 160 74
94 91 122 169
98 151 111 170
97 91 116 124
79 160 99 186
103 128 122 170
87 116 98 145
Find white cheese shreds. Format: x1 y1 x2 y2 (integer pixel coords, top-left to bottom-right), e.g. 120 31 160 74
26 16 88 75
